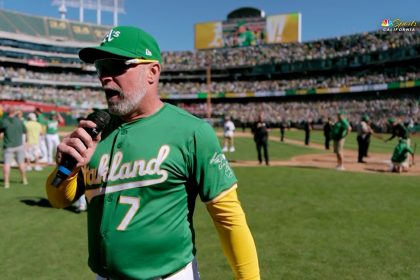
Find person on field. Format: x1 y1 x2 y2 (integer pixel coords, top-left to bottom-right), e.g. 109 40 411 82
331 111 351 170
45 25 260 280
25 113 44 171
384 117 410 146
252 112 269 166
390 138 414 173
45 111 64 164
0 107 28 188
304 118 312 146
356 114 374 163
323 117 332 150
35 108 49 163
222 115 236 152
279 119 286 142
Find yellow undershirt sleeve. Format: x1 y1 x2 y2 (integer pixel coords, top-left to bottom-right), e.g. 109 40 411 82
45 167 82 208
206 185 260 280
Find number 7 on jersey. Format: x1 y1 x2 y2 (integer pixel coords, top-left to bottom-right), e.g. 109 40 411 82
117 196 140 231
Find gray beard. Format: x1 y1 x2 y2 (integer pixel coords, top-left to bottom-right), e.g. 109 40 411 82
107 87 147 116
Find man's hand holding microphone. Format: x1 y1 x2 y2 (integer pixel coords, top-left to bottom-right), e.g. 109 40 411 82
52 111 110 187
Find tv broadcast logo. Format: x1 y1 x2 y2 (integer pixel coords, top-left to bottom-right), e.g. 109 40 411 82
381 19 393 27
381 18 416 32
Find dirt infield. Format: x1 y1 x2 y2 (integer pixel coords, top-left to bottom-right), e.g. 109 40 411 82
221 132 419 175
230 152 419 176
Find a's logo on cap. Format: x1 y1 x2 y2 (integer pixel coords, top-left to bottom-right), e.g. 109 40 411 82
145 48 152 56
102 29 121 43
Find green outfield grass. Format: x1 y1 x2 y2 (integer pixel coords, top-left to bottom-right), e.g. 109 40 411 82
198 167 420 279
1 129 420 279
218 136 326 162
280 129 420 154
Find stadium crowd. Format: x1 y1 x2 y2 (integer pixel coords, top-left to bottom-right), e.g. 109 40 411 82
162 30 419 70
2 67 420 91
2 29 417 72
2 78 418 131
0 29 418 132
1 66 419 105
179 98 419 132
2 66 419 92
0 66 98 84
0 84 104 109
160 71 420 94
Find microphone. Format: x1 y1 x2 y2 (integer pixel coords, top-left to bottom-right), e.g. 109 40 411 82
52 110 111 188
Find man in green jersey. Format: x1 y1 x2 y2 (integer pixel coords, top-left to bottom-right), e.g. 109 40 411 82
384 117 411 146
331 111 352 170
236 24 256 47
390 138 414 173
46 26 260 280
0 107 28 188
45 111 64 164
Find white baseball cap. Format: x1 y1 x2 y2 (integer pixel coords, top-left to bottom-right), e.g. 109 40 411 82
28 113 37 121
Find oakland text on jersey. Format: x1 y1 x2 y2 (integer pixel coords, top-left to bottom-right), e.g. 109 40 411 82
82 145 170 198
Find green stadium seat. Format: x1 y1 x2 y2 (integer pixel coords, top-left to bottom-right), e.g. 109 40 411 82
1 10 38 36
0 10 18 33
23 14 46 37
0 9 109 43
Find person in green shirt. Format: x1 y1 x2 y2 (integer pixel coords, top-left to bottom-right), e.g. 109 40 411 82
46 26 260 280
331 111 352 170
0 107 28 188
236 24 256 47
391 138 414 173
45 111 64 164
384 117 411 146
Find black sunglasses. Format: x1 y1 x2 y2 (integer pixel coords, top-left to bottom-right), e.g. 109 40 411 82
94 58 157 77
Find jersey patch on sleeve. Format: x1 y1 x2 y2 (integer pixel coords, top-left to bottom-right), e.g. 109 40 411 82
209 152 235 178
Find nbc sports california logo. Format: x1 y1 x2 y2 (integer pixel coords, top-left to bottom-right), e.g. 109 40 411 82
381 18 417 32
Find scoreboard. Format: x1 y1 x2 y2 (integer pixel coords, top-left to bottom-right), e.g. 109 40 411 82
195 12 301 50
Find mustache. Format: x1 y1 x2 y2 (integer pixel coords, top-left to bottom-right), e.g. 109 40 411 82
103 87 123 97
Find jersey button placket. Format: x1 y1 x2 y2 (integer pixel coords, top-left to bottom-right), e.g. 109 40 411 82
116 127 127 149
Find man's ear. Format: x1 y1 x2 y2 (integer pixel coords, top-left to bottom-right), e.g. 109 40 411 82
147 63 161 84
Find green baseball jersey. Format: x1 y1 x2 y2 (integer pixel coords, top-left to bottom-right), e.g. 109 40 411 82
0 116 26 148
46 119 59 134
238 30 256 46
37 113 48 126
391 123 409 140
81 103 237 279
331 119 350 141
391 141 413 163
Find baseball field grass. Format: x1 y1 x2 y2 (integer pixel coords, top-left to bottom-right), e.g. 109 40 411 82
279 129 420 154
221 135 326 162
1 130 420 279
